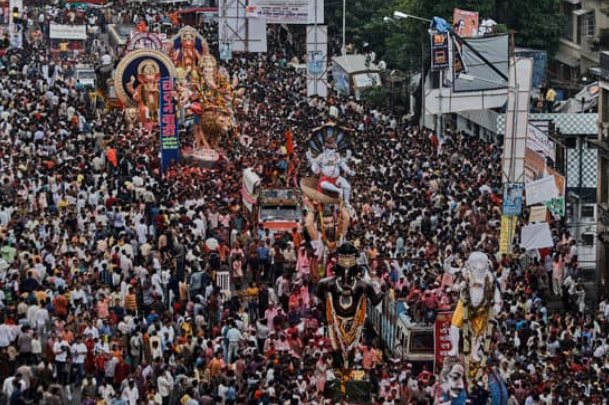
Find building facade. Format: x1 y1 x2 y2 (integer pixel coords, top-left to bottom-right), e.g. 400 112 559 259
592 51 609 298
456 110 599 268
555 0 609 82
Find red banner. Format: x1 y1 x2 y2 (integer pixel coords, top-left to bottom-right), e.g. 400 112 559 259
434 311 453 372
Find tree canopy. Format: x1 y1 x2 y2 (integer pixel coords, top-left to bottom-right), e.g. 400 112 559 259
325 0 566 72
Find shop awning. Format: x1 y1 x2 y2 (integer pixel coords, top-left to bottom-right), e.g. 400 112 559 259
554 51 579 68
573 8 592 16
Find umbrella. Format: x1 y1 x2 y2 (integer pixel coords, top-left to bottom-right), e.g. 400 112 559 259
479 185 492 195
205 238 219 251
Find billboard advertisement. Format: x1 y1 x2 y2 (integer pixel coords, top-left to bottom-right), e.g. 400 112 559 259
430 33 449 71
503 183 524 216
453 8 479 38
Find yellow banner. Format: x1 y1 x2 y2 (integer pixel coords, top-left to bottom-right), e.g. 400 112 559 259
499 215 517 256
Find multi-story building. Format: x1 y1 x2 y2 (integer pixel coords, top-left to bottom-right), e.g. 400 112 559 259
554 0 609 82
592 51 609 298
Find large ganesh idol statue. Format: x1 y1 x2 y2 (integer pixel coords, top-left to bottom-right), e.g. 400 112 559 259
114 50 177 127
447 251 502 389
316 243 387 369
168 26 209 79
126 59 161 123
306 123 354 210
300 124 354 265
188 54 244 150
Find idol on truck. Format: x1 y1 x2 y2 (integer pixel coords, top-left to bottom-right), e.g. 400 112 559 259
110 24 244 169
113 49 176 129
299 123 388 403
300 123 354 260
316 243 388 403
188 53 244 152
168 26 208 80
435 251 508 405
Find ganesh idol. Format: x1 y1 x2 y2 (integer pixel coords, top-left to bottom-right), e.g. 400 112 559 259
187 54 244 150
447 251 502 363
126 59 161 124
169 27 208 78
306 123 354 210
316 243 387 368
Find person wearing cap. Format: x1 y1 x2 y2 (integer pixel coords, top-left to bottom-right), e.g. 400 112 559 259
121 378 139 405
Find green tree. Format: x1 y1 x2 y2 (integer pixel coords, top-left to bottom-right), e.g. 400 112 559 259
501 0 567 55
362 86 391 108
325 0 390 54
325 0 566 70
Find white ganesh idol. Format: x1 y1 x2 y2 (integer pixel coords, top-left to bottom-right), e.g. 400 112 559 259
306 123 354 210
448 251 502 363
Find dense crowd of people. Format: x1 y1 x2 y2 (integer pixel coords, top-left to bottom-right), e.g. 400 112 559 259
0 2 606 405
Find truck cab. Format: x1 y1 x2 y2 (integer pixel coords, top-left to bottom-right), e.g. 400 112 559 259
75 65 96 90
368 295 435 374
258 188 301 243
242 168 301 244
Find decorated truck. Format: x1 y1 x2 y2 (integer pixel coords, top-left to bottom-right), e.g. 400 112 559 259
367 291 436 374
242 168 301 243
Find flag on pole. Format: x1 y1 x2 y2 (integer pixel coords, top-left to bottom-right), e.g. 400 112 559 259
286 130 294 155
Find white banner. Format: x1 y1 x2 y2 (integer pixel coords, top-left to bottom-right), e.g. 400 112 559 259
252 0 323 24
525 175 558 206
527 123 555 161
50 24 87 40
521 223 554 250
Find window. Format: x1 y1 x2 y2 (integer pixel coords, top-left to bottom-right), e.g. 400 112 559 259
564 4 575 41
584 12 595 38
582 205 595 218
574 9 595 42
563 1 582 42
564 137 577 148
408 331 434 354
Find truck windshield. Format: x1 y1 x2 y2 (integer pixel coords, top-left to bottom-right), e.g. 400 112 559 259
260 206 301 222
78 71 96 80
408 331 434 353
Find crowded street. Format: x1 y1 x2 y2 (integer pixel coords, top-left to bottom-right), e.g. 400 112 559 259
0 1 607 405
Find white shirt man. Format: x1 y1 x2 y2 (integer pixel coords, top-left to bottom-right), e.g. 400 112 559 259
157 370 174 399
70 288 87 307
136 221 148 244
121 381 139 405
83 325 99 340
2 376 25 398
71 340 87 364
35 306 49 331
53 339 70 362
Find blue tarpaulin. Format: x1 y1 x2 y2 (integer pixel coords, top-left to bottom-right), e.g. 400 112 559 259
431 17 450 33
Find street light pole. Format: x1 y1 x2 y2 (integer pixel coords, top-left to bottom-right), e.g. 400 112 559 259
342 0 346 55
